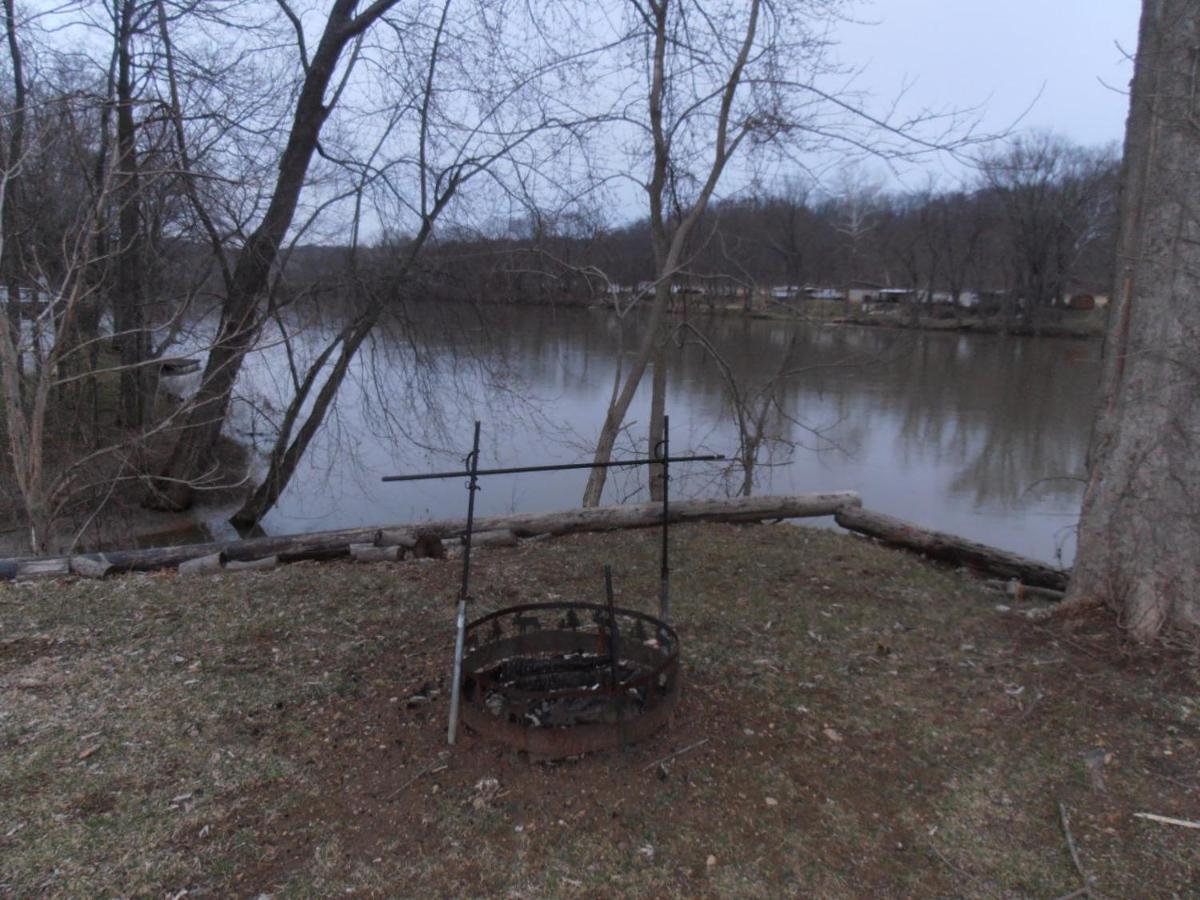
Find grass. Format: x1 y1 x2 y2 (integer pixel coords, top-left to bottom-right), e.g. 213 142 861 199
1 522 1197 896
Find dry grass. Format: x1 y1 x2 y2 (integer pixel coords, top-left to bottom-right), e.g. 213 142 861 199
1 523 1196 897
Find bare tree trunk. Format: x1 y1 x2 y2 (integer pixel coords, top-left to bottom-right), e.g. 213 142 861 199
1066 0 1200 639
648 341 667 500
145 0 398 511
113 0 147 427
581 285 669 506
230 313 375 527
582 0 761 507
2 0 26 372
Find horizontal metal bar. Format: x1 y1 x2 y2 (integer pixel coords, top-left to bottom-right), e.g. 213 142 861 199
381 454 725 483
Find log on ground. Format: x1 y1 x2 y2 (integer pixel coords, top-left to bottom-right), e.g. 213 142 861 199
178 552 225 575
15 558 70 579
0 493 860 577
225 555 279 573
467 529 518 548
350 544 402 563
835 506 1069 592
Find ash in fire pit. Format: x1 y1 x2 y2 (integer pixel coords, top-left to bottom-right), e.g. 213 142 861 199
459 601 679 757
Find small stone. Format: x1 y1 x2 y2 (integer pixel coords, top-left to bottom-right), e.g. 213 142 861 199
706 854 717 868
765 797 779 807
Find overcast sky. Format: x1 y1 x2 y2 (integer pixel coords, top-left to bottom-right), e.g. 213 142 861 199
625 0 1142 215
833 0 1138 155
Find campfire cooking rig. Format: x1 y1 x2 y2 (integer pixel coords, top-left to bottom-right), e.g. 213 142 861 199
382 416 720 757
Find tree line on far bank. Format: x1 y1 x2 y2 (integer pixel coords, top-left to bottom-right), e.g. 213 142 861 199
427 132 1118 331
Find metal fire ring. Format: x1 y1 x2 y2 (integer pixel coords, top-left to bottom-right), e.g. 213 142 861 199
459 601 680 758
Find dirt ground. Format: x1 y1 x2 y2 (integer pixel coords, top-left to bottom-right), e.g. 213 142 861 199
1 522 1197 897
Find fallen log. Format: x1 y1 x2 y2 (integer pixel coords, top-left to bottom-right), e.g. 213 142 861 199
374 529 417 549
835 506 1069 592
15 558 70 579
350 544 402 563
469 529 518 548
0 493 859 578
225 555 279 573
178 552 225 575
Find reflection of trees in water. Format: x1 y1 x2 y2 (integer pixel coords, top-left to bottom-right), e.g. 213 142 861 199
605 316 1098 509
292 304 1098 513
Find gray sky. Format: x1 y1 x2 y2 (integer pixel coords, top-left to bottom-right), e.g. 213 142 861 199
628 0 1141 214
834 0 1138 153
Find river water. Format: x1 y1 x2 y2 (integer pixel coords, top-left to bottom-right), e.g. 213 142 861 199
213 304 1099 565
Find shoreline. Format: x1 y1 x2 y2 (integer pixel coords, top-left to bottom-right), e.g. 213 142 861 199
658 301 1108 339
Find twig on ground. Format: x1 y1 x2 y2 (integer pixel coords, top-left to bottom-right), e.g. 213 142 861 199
927 844 1000 899
642 737 709 772
387 761 447 799
1133 812 1200 829
1058 801 1097 898
1150 773 1198 792
1033 624 1106 663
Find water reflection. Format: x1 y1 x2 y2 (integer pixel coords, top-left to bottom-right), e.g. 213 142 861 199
219 304 1098 565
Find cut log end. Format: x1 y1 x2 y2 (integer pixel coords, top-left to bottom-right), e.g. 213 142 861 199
70 555 113 579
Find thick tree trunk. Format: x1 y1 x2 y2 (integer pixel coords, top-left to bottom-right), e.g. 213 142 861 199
114 2 147 427
145 0 395 511
1066 0 1200 639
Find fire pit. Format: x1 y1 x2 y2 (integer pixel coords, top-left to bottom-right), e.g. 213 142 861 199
459 600 680 757
382 415 716 750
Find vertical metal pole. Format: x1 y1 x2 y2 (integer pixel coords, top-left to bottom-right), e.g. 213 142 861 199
447 420 481 745
603 564 624 752
658 414 670 622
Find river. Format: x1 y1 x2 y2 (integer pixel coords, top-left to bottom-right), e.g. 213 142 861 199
204 303 1098 566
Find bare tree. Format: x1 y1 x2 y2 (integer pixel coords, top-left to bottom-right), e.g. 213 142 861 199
978 132 1118 331
0 93 213 552
1066 0 1200 640
583 0 805 506
145 0 405 510
226 0 590 527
